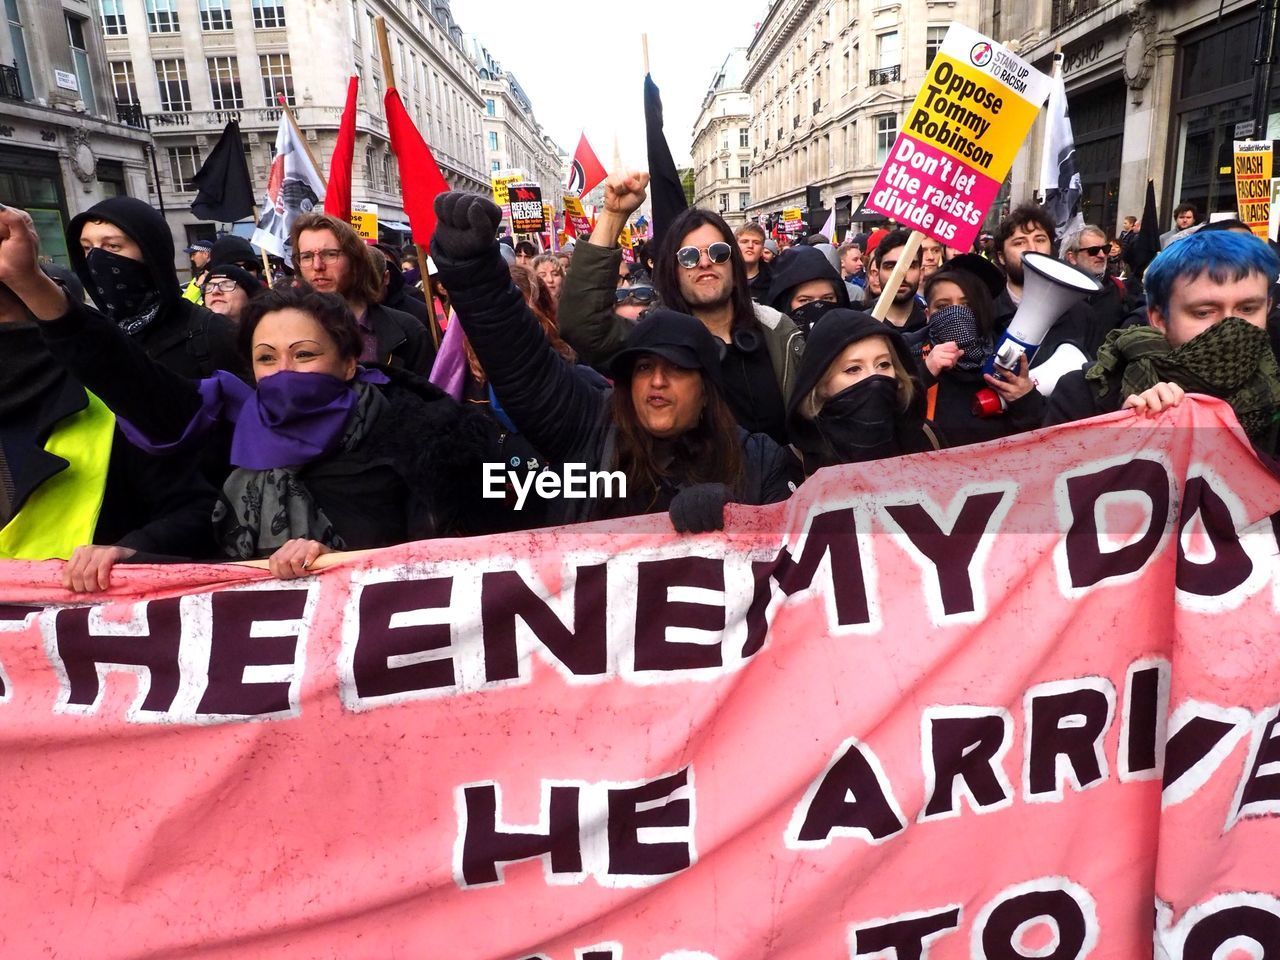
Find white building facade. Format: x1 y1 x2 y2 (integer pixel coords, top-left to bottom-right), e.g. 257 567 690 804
691 48 752 227
744 0 980 235
0 0 153 265
470 38 564 215
98 0 489 265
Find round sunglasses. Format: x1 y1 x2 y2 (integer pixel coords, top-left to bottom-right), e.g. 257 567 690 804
675 241 733 269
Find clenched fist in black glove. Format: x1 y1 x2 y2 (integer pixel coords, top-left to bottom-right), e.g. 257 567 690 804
668 483 730 534
432 192 503 261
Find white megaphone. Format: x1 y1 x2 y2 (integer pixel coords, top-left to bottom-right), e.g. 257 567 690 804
1030 342 1089 397
974 252 1101 416
983 252 1102 376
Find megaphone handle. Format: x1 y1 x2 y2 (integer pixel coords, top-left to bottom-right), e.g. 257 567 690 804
870 230 925 322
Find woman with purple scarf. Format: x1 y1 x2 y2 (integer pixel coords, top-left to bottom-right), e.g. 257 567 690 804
1 217 488 580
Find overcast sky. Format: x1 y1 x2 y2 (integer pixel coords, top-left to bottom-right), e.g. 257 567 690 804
448 0 764 169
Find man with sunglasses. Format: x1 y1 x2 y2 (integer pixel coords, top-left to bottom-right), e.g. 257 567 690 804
1062 223 1127 349
615 281 657 323
558 171 803 444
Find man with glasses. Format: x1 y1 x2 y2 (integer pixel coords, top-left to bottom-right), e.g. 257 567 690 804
202 265 261 326
1062 225 1110 284
289 213 432 373
557 170 802 444
615 282 657 323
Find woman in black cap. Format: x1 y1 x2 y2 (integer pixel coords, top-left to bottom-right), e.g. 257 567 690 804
787 309 939 475
430 192 798 532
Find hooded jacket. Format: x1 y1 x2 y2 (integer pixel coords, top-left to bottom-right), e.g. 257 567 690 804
766 246 851 315
68 196 246 381
786 309 938 474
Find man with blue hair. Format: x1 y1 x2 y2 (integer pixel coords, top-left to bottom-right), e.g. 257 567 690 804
1044 230 1280 453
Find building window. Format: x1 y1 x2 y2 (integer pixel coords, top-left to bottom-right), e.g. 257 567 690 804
739 191 749 211
485 98 495 116
252 0 286 29
722 162 730 179
739 127 749 148
926 26 946 69
366 146 380 190
876 31 899 69
491 159 501 173
208 56 243 110
110 60 137 104
383 153 394 193
145 0 179 33
487 130 498 150
719 193 729 212
155 58 191 111
167 146 202 191
99 0 126 35
66 15 96 105
875 113 897 163
260 53 294 107
739 163 749 179
199 0 232 30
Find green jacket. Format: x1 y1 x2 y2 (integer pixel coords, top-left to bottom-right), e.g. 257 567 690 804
558 240 805 401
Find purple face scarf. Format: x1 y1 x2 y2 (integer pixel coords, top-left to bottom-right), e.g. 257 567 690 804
118 367 390 469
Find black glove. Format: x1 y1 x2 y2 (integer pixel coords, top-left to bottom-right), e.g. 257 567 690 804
668 483 730 534
432 193 503 261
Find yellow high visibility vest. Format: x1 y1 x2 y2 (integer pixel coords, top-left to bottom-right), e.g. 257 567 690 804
0 391 116 561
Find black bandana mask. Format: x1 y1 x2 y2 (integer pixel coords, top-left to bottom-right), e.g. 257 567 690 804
791 300 840 337
928 304 993 372
813 374 902 463
85 247 162 335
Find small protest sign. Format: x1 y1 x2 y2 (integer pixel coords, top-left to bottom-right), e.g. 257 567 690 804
509 184 545 234
1234 141 1275 239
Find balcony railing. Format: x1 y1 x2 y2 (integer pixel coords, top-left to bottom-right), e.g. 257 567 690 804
1051 0 1103 31
869 65 900 86
115 100 145 128
0 62 22 101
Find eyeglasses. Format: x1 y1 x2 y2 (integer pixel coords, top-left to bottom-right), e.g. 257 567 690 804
676 242 733 269
1074 245 1109 257
203 279 241 294
297 248 343 266
615 285 656 305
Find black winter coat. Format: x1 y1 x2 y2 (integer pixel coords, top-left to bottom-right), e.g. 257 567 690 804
434 241 798 525
39 300 491 552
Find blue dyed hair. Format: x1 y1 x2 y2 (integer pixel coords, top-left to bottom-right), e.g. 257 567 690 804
1144 231 1279 317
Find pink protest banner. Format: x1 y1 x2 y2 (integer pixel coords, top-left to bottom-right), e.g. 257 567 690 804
2 399 1280 958
865 24 1051 250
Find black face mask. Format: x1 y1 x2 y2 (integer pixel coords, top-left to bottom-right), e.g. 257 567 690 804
790 300 839 337
813 374 902 464
84 247 161 335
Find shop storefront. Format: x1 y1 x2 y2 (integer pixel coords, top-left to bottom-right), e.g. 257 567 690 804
0 146 70 266
1168 13 1270 218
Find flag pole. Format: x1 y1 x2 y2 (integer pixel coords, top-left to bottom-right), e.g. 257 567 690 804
250 204 275 288
376 15 442 352
869 230 923 322
275 94 324 179
641 33 650 75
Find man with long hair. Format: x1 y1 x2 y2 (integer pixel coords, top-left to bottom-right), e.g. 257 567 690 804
558 172 802 444
290 213 432 373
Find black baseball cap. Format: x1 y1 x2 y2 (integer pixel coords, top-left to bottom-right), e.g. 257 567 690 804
607 308 725 389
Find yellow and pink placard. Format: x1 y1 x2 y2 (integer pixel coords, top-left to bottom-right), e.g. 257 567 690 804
866 24 1051 249
2 399 1280 957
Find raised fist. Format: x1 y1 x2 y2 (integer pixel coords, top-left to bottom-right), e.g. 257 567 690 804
432 192 503 261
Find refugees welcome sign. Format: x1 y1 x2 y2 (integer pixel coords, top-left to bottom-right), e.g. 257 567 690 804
1 399 1279 959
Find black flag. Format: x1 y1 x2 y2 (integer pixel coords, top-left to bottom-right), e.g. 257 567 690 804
644 73 688 249
190 121 255 223
1127 179 1162 277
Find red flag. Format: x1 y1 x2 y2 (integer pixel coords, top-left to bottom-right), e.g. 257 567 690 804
385 88 450 248
565 133 607 198
323 76 359 222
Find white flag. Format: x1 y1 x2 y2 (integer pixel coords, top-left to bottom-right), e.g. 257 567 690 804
819 207 837 242
251 113 326 260
1039 57 1084 241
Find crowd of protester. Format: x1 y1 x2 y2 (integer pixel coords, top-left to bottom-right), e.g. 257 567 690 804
2 173 1277 592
